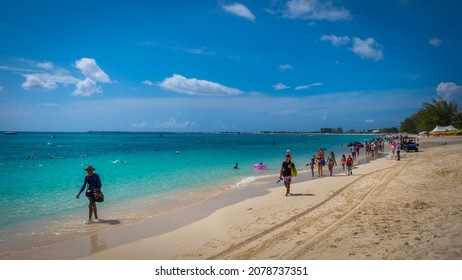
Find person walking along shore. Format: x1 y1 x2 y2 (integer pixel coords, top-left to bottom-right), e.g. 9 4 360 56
327 151 337 176
76 165 102 223
280 154 296 196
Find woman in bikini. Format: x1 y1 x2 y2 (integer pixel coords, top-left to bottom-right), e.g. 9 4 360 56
327 151 337 176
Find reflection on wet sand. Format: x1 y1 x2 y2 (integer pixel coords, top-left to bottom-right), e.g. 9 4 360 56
89 219 120 254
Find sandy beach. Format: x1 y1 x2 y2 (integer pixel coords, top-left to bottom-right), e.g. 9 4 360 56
81 136 462 260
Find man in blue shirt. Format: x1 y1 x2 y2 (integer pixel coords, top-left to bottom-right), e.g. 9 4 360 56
76 165 102 223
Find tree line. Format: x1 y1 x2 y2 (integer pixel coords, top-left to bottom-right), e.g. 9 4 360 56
400 98 462 134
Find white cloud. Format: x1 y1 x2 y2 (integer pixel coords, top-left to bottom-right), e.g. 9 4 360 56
270 109 300 116
72 78 102 97
129 118 196 131
278 64 293 71
22 74 57 91
131 121 149 128
36 61 54 70
158 74 243 96
142 80 154 86
0 65 41 72
75 58 111 83
283 0 351 21
350 37 384 61
177 47 208 55
295 82 323 90
272 82 323 91
131 119 194 130
429 37 442 47
320 35 351 46
222 3 256 22
14 58 110 96
154 118 196 129
321 35 384 61
33 73 78 84
365 119 375 123
436 82 462 105
21 73 80 91
0 85 3 91
272 83 290 90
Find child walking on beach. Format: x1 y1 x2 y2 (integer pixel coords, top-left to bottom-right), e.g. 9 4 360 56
306 156 316 177
340 154 346 173
346 155 353 176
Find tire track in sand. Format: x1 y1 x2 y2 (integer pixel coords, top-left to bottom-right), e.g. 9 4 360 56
208 162 404 260
286 163 406 259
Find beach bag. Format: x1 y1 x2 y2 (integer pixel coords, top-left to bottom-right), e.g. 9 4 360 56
85 189 93 198
93 190 104 203
291 168 298 178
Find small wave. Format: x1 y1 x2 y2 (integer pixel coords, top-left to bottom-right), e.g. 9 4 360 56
232 176 259 187
232 173 277 187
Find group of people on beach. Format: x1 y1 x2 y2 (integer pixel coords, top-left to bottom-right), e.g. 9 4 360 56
278 137 402 196
306 149 354 179
279 143 364 197
279 147 357 196
364 139 385 160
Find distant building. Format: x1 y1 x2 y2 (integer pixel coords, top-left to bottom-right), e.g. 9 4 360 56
320 128 343 134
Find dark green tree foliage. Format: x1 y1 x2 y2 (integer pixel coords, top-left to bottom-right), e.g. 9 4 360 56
454 110 462 130
380 127 399 134
400 117 418 134
400 98 461 133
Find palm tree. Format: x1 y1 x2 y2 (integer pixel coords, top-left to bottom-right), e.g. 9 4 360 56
416 99 460 131
400 117 418 134
400 98 461 133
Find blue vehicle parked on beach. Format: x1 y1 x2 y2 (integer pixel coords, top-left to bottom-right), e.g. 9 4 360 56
401 137 419 152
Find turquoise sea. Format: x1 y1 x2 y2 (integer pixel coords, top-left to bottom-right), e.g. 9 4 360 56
0 132 374 257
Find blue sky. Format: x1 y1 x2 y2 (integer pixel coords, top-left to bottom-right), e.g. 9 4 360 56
1 0 461 132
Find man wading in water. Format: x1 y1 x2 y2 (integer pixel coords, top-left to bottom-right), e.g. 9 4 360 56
76 165 102 223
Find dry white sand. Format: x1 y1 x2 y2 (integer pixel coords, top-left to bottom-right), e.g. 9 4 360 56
83 136 462 260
